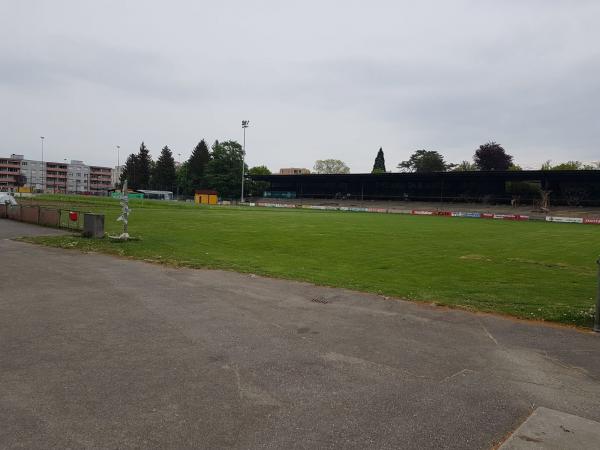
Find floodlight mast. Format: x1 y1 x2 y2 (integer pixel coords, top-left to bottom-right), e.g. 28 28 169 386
40 136 45 192
241 120 249 203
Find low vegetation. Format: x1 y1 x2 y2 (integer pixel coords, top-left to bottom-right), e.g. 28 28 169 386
22 195 598 328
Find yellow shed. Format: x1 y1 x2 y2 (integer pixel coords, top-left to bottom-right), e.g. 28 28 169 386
194 190 218 205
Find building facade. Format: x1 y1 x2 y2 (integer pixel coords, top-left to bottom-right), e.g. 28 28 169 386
0 155 23 192
279 168 310 175
67 160 90 194
19 156 45 191
89 166 113 193
112 165 124 187
0 154 114 194
251 170 600 206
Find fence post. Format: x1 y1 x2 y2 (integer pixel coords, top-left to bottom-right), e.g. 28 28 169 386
595 258 600 332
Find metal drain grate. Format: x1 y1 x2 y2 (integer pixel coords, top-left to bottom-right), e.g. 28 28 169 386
311 296 329 304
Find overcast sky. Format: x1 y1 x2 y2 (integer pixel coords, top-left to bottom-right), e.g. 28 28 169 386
1 1 598 171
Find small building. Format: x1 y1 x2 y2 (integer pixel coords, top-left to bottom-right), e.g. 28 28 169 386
194 190 218 205
279 168 310 175
136 190 173 200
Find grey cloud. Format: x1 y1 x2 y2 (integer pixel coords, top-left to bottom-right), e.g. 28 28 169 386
1 1 599 170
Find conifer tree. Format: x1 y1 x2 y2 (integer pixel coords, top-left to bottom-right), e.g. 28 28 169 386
136 142 152 189
372 147 386 173
151 146 177 190
187 140 211 189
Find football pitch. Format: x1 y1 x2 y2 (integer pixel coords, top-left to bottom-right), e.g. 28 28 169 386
23 195 598 328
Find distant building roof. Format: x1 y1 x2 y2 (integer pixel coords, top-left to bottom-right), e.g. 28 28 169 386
279 168 310 175
136 189 173 195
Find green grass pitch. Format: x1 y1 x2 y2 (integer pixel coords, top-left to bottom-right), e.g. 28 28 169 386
23 195 598 328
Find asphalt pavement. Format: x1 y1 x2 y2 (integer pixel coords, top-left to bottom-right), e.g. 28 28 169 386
1 219 599 449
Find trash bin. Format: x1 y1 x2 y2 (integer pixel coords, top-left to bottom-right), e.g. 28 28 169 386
83 213 104 238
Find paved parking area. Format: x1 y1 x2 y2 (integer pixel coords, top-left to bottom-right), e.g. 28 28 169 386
0 218 67 239
1 220 599 449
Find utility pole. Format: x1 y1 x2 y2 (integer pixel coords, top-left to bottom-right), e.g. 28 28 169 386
40 136 45 192
241 120 249 203
177 153 181 200
116 145 121 188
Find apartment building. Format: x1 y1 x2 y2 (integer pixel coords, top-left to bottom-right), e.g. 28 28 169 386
19 156 45 190
0 155 23 192
45 161 68 192
67 160 90 194
112 165 124 187
89 166 113 193
0 154 114 194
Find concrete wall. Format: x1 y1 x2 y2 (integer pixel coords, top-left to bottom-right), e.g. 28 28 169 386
21 206 40 224
39 208 60 227
7 205 21 221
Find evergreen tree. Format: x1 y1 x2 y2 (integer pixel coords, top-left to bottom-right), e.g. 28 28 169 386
120 153 139 189
151 146 177 190
136 142 152 189
204 140 247 199
372 147 386 173
188 139 211 190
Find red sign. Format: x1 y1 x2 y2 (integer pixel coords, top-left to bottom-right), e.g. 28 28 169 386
584 218 600 225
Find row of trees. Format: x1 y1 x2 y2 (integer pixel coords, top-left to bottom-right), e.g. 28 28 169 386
118 140 598 196
373 142 599 174
310 142 515 174
120 140 271 198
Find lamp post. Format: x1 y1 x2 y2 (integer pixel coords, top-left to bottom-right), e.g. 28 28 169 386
241 120 249 203
40 136 45 192
116 145 121 188
177 153 181 200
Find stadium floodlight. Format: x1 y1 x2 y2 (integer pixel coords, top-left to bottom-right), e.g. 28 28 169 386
40 136 45 191
241 120 250 203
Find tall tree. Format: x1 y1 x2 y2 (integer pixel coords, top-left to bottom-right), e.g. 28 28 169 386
398 150 452 172
313 159 350 174
473 141 513 171
151 146 177 190
247 165 271 197
136 142 152 189
120 153 139 189
452 160 477 172
204 140 247 199
188 139 211 190
372 147 386 173
176 162 193 196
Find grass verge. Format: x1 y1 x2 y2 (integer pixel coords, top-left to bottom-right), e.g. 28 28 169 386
20 194 598 328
